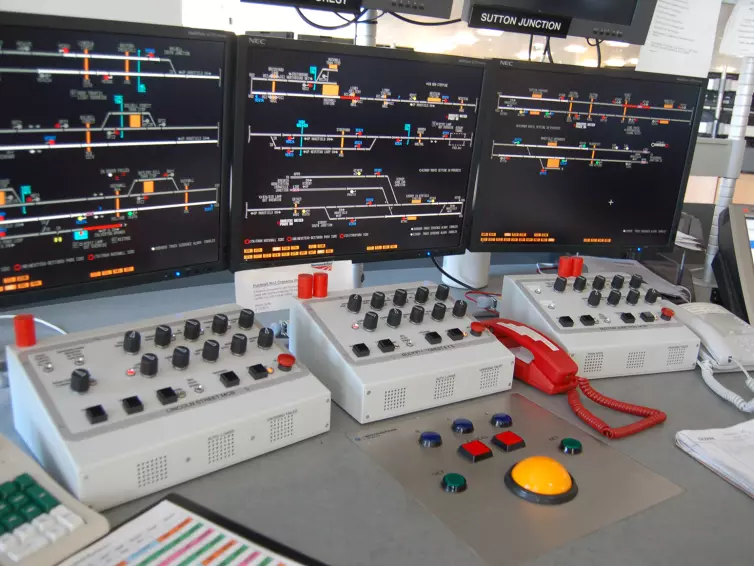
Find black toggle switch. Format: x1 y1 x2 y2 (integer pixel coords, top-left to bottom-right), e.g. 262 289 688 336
377 339 395 353
447 328 464 341
85 405 108 424
156 387 178 405
435 284 450 301
248 364 269 380
387 308 402 328
611 274 625 290
347 294 363 313
231 333 248 356
629 274 643 289
140 353 158 377
122 396 144 415
626 288 640 305
202 339 220 362
154 325 172 348
172 346 190 370
587 290 602 307
580 314 596 326
415 286 429 304
620 312 636 324
640 312 655 322
452 299 468 318
220 371 240 388
410 305 425 324
431 302 446 321
553 276 567 293
645 288 659 304
607 289 621 306
212 314 229 335
573 276 587 292
393 288 407 307
352 343 370 358
558 316 574 328
370 291 385 310
592 275 606 290
363 311 379 331
123 331 141 354
183 319 201 341
70 369 91 393
424 331 442 345
238 309 255 330
257 327 274 349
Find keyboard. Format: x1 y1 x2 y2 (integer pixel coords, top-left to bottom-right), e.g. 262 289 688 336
0 435 108 566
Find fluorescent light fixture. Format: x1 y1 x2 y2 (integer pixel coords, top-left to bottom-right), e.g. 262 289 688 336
564 44 588 53
605 41 630 48
476 28 503 37
605 58 626 67
414 39 456 54
581 58 598 67
628 57 639 65
453 31 478 45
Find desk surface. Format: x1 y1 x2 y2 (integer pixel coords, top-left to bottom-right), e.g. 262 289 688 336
1 266 753 566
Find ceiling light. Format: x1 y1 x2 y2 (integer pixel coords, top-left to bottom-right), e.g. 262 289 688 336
605 41 630 48
628 57 639 65
476 29 503 37
564 44 587 53
453 31 478 45
414 39 456 54
532 42 545 49
605 58 626 67
516 50 532 60
581 58 598 67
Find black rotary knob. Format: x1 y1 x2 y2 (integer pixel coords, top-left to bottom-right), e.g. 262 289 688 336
212 314 229 335
172 346 190 370
202 339 220 362
154 325 172 348
363 311 379 331
415 286 429 304
184 319 201 341
123 330 141 354
238 309 255 330
347 294 362 313
410 305 425 324
626 288 640 306
257 327 274 349
387 308 402 328
435 284 450 301
611 274 625 290
393 289 407 307
70 369 91 393
370 291 385 310
452 299 468 318
231 333 248 356
573 276 587 292
553 276 567 293
431 302 446 321
629 274 643 289
607 289 621 306
645 288 659 304
140 353 158 377
593 275 606 290
587 290 602 307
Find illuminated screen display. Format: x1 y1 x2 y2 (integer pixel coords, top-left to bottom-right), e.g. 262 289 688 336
231 38 485 268
469 60 704 251
0 14 231 305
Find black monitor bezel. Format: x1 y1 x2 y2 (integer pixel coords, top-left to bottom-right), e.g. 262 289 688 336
230 36 487 272
0 11 234 308
468 58 706 254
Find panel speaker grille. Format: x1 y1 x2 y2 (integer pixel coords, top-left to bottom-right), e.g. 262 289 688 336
383 387 407 412
208 431 236 465
433 375 455 400
582 352 604 374
626 351 646 370
136 455 168 488
479 366 501 390
667 345 688 366
269 413 295 444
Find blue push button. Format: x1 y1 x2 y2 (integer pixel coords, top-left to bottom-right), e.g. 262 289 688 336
418 431 443 447
451 418 474 434
491 413 512 428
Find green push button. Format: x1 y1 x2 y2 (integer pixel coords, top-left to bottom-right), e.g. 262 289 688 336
0 501 11 518
441 473 468 493
14 474 35 490
1 512 25 531
0 482 18 499
27 486 58 512
8 493 30 510
559 438 583 455
19 503 42 522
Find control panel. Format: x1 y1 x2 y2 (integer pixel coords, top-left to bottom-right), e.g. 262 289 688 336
6 305 331 511
289 281 515 423
348 393 683 566
499 267 700 378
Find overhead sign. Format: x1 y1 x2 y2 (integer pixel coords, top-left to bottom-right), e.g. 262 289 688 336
241 0 363 14
466 4 571 38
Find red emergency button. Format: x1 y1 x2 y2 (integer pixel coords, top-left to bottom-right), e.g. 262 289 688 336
277 353 296 372
458 440 493 463
14 314 36 347
470 322 485 337
492 431 526 452
661 307 674 321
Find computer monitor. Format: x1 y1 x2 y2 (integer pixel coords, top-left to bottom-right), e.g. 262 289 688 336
469 59 705 253
230 37 485 269
0 13 233 307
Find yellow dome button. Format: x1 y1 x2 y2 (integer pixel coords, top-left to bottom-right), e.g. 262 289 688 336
505 456 578 505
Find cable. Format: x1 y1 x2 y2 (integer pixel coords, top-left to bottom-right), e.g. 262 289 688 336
389 12 461 26
295 8 383 31
543 36 554 63
733 358 754 393
0 315 66 335
464 291 501 315
536 262 557 274
528 34 533 61
698 360 754 412
431 256 483 291
587 38 603 67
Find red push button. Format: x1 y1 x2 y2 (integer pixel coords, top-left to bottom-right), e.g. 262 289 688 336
571 257 584 277
14 314 36 348
470 322 485 337
277 353 295 372
661 307 674 321
558 256 574 278
297 273 313 299
458 440 493 463
492 431 526 452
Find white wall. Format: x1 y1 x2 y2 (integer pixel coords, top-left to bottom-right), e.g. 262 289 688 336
0 0 183 26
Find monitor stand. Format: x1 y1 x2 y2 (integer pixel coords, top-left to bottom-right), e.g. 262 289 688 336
442 251 491 289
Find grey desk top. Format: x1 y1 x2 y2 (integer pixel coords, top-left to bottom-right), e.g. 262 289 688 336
1 266 753 566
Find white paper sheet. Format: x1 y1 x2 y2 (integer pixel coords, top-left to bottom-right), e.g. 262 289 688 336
721 0 754 57
637 0 722 78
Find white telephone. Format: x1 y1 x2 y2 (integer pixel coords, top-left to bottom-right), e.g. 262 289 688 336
675 302 754 412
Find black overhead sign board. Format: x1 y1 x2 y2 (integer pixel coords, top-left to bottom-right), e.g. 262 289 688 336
241 0 363 14
466 5 571 38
